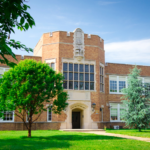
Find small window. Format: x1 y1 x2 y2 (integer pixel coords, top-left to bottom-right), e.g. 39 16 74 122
63 63 68 71
110 76 117 93
0 111 14 122
110 103 125 122
100 66 104 92
47 108 52 122
51 63 55 70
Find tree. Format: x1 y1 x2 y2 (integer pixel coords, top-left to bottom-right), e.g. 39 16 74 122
121 66 150 131
0 0 35 67
0 59 68 137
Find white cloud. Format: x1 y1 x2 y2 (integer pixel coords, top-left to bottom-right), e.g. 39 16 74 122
105 39 150 65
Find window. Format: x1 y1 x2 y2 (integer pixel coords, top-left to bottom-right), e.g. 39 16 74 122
144 78 150 92
47 108 52 122
109 76 126 94
47 63 55 70
110 103 125 122
0 111 14 122
100 66 104 92
63 63 95 90
0 67 10 78
110 76 117 92
119 77 126 92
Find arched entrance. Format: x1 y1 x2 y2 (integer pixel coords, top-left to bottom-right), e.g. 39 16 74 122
70 103 88 129
72 108 83 129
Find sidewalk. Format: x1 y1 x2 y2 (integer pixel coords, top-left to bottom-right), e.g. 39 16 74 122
85 131 150 142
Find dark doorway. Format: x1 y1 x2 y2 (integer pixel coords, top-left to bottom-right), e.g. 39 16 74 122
72 112 80 129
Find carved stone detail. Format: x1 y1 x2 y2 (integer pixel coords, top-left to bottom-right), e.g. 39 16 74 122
73 28 84 60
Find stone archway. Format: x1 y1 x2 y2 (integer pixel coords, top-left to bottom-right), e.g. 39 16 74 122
60 101 98 129
70 103 88 129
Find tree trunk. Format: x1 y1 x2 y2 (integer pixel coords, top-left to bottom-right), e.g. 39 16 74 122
28 122 32 137
139 128 141 132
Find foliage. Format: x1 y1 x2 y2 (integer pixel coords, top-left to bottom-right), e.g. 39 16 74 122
0 59 68 137
121 66 150 131
0 0 35 67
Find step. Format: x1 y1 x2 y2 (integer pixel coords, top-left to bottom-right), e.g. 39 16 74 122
60 129 105 132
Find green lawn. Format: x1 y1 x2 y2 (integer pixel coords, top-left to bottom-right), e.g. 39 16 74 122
0 130 150 150
106 129 150 138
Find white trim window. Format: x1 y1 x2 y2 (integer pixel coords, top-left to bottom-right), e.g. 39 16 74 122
100 65 104 92
110 103 125 122
47 63 55 70
63 63 95 90
0 111 14 122
144 78 150 92
45 58 56 71
0 67 10 78
47 108 52 122
109 75 126 94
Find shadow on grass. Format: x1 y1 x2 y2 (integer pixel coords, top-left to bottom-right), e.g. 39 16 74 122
21 134 124 141
0 134 124 150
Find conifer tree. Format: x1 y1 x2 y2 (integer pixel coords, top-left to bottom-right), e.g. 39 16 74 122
121 66 150 131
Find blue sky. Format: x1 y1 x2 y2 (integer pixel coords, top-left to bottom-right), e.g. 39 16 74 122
11 0 150 65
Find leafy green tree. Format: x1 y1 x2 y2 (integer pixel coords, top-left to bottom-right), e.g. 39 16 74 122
121 66 150 131
0 59 68 137
0 0 35 67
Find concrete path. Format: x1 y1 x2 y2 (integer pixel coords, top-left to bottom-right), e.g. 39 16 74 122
84 131 150 142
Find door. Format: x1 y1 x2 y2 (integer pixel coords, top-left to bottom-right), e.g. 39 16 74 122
72 112 80 129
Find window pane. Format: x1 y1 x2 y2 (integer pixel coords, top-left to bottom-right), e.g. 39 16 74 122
119 81 126 92
74 73 78 80
63 81 67 89
120 108 124 120
102 76 103 83
74 64 78 72
85 65 89 72
48 108 51 121
90 82 94 90
85 82 89 90
110 80 117 92
69 63 73 71
79 64 83 72
80 73 84 81
85 73 89 81
74 81 78 90
111 108 118 121
51 63 55 70
90 65 94 73
69 72 73 80
69 81 73 89
90 74 94 81
3 111 13 121
63 72 67 80
80 82 84 90
63 63 68 71
100 67 101 75
102 68 103 75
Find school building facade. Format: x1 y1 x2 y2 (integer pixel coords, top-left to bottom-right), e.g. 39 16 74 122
0 28 150 130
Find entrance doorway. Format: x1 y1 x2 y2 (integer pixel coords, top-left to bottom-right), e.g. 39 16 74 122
72 112 80 129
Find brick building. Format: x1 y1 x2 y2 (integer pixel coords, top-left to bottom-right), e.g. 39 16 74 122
0 28 150 130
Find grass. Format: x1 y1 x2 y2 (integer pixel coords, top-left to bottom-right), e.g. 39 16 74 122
106 129 150 138
0 130 150 150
